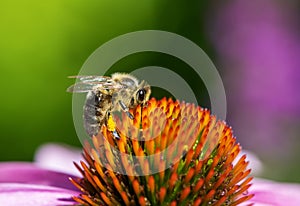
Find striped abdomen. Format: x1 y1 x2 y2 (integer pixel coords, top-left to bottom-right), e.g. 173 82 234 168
83 91 112 137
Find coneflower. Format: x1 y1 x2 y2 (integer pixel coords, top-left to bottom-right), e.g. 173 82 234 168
70 98 253 206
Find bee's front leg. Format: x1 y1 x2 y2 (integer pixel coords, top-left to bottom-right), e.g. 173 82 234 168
112 130 120 140
118 100 134 120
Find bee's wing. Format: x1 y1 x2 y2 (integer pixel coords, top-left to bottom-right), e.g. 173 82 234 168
68 75 112 82
67 75 123 93
67 83 95 93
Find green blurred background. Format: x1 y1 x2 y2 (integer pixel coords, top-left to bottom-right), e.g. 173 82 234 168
0 0 211 161
1 1 299 182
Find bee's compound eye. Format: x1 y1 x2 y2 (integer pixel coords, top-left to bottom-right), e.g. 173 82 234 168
137 89 146 102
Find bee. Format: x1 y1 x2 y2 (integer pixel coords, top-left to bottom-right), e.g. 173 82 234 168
67 73 151 139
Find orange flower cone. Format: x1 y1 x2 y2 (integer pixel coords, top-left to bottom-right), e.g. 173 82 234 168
70 98 253 206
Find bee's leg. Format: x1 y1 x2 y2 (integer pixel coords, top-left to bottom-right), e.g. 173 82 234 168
112 129 120 140
107 112 120 139
118 100 134 119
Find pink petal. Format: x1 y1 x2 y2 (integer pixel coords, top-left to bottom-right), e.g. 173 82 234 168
242 178 300 206
34 143 83 176
0 162 79 205
0 162 78 191
0 183 78 206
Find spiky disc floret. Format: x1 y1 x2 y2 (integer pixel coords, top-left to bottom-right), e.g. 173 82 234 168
70 98 253 206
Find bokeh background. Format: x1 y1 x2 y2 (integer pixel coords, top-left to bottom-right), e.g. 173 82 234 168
0 1 299 182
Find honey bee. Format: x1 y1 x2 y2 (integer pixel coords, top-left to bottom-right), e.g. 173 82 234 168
67 73 151 139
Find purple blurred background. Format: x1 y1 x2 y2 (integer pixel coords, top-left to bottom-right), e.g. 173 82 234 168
209 0 300 181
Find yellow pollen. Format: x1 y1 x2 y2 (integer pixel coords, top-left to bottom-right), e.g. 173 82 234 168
107 114 116 132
